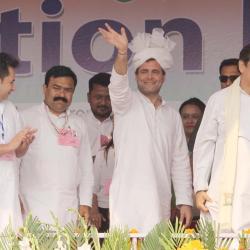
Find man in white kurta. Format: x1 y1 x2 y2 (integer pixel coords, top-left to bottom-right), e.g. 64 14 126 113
99 25 193 233
82 73 113 231
194 44 250 232
0 101 23 231
82 73 113 157
0 52 36 231
92 146 114 231
83 112 112 157
20 65 93 225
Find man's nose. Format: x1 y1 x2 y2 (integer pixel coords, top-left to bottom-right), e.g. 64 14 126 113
147 71 153 79
58 88 66 96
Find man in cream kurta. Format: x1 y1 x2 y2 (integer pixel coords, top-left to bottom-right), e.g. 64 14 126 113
194 44 250 232
0 52 36 232
99 25 193 233
20 65 93 225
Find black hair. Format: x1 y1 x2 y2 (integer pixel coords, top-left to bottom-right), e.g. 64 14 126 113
0 52 19 80
239 44 250 66
45 65 77 87
179 97 206 114
219 58 239 74
88 72 111 92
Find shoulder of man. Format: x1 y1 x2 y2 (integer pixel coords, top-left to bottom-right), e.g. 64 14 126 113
3 100 18 113
20 104 41 115
69 111 88 130
20 104 42 125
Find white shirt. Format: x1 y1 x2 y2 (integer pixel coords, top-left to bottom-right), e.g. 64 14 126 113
193 87 250 232
82 111 113 156
0 100 22 231
20 103 94 225
109 69 193 234
93 147 115 208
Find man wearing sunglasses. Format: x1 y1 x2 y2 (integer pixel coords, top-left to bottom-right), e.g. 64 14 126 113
219 58 240 89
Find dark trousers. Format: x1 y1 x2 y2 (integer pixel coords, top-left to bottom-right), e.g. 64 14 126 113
98 207 109 232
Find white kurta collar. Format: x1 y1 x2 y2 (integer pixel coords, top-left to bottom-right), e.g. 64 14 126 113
89 110 112 125
136 90 166 108
0 101 5 116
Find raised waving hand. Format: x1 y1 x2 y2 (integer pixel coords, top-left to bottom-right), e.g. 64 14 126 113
98 23 128 54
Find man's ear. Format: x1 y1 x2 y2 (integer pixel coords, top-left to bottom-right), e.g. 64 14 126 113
162 74 165 84
239 60 246 74
43 84 47 95
87 92 90 103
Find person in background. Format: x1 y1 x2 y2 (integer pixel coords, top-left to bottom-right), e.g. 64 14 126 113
176 98 206 226
91 135 114 232
219 58 240 89
83 73 113 159
82 73 113 231
179 97 206 144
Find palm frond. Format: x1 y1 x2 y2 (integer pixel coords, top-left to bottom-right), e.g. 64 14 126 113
196 218 216 250
142 221 169 250
142 218 188 250
0 222 19 250
101 227 130 250
195 218 231 250
90 226 101 250
17 214 58 250
159 218 188 250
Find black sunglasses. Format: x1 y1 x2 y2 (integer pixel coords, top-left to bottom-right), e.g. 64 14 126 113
219 75 239 83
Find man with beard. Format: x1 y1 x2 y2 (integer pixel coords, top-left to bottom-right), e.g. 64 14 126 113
83 73 113 158
82 73 113 232
19 65 93 225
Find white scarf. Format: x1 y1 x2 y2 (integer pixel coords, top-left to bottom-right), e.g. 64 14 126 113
218 77 241 231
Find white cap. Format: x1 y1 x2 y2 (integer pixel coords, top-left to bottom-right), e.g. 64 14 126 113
128 28 175 71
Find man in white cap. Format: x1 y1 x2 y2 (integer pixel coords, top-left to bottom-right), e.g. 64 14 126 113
99 24 193 234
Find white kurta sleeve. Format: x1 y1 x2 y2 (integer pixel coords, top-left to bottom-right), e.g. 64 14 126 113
93 150 103 194
78 122 94 206
109 67 133 115
193 93 220 193
14 107 22 132
171 113 193 207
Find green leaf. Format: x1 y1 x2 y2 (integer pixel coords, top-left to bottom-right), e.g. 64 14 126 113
101 227 130 250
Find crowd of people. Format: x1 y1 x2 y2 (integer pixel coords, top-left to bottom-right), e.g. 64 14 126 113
0 24 249 235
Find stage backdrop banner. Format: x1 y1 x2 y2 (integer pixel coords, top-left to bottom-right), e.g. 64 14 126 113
0 0 248 111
